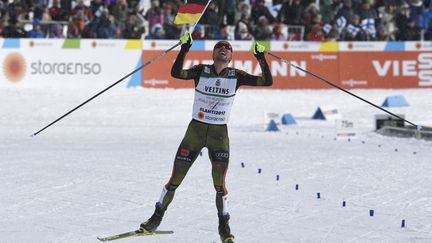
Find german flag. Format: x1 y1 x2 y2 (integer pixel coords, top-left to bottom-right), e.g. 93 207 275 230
174 0 208 25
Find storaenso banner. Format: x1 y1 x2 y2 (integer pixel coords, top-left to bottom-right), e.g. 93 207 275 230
30 60 102 75
0 39 142 88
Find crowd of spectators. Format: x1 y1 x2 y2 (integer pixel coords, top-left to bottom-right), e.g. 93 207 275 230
0 0 431 41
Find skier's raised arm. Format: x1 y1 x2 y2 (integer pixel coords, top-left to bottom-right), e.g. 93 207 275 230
237 42 273 87
171 33 202 82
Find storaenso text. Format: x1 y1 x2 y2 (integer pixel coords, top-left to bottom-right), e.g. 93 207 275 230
30 60 102 75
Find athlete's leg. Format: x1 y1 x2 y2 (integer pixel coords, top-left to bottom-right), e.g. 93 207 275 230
210 154 229 215
140 120 207 232
158 120 208 210
157 145 200 210
207 125 234 241
207 124 230 214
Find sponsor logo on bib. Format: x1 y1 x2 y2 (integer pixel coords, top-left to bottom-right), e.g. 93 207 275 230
198 111 205 120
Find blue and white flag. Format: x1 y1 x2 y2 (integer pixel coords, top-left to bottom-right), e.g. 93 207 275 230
336 16 347 33
323 24 332 34
347 24 360 36
268 4 282 18
361 18 376 37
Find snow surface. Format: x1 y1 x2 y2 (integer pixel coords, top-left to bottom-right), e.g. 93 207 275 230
1 86 432 243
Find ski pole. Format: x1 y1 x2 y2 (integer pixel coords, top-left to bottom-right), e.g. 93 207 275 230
266 51 420 129
31 41 181 137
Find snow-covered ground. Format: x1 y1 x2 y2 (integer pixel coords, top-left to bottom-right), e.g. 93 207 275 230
1 86 431 243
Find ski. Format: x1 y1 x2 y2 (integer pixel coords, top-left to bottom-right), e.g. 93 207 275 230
97 229 174 242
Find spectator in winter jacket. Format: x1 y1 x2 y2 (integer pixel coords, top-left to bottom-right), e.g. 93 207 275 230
271 24 287 40
2 18 27 38
123 14 145 39
235 13 253 40
277 0 305 25
253 16 272 40
111 0 128 32
144 0 164 33
398 18 421 40
336 0 356 24
409 0 425 29
67 15 82 38
49 23 64 38
358 0 378 21
49 0 67 21
320 0 337 24
251 0 276 24
27 18 45 38
145 23 165 39
306 14 325 41
214 24 231 40
94 8 113 38
201 2 220 26
377 2 397 40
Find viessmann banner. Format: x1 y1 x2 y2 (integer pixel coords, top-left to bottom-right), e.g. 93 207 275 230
142 40 432 89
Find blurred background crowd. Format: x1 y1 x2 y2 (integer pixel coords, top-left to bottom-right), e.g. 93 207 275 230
0 0 431 41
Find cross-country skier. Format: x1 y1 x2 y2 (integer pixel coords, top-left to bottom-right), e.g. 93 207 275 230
139 33 273 243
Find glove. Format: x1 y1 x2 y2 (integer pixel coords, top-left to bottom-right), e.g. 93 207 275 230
253 42 265 59
180 32 192 50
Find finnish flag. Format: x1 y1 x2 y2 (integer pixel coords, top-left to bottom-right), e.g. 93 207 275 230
268 4 282 18
361 18 376 37
347 24 360 36
337 16 347 33
323 24 332 34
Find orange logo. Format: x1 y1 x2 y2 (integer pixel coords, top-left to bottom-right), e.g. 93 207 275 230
3 52 26 82
180 148 190 157
198 111 204 120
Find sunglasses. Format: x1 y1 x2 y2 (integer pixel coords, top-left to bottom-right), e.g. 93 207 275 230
214 42 232 51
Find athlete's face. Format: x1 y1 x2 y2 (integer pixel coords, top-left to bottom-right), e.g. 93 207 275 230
213 42 232 63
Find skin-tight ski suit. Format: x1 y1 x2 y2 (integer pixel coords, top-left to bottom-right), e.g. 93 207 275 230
156 44 273 217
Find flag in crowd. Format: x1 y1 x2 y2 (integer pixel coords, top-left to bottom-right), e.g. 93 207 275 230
361 18 376 37
347 24 360 36
336 16 347 33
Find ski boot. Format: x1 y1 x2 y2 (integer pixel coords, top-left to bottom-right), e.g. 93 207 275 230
218 213 235 243
139 203 165 233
